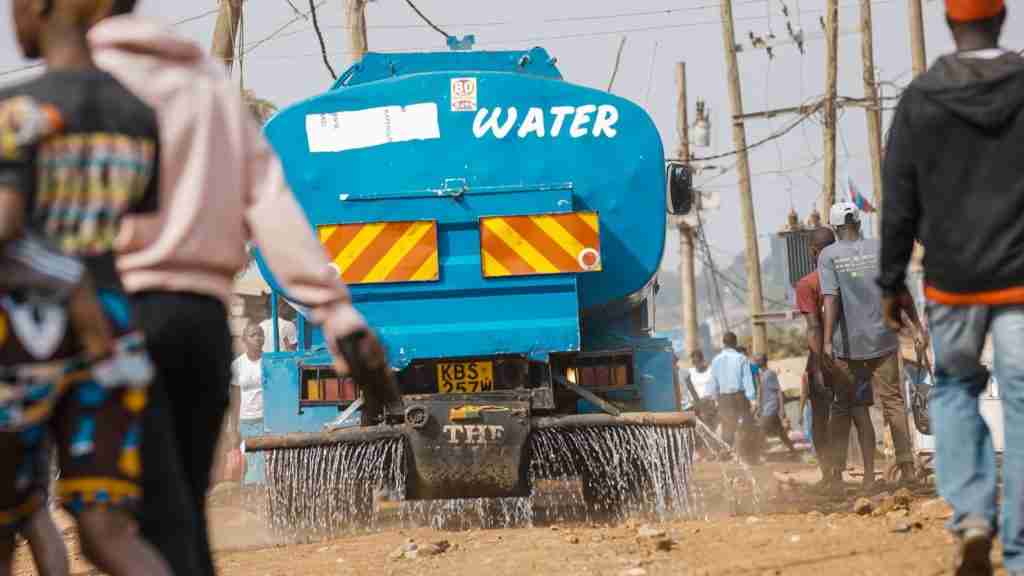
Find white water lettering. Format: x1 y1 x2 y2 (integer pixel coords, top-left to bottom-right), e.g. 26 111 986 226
471 105 619 140
549 106 576 137
593 104 619 137
517 107 546 138
569 104 597 138
472 107 518 139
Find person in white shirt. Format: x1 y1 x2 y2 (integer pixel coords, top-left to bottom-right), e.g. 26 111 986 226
688 350 714 403
259 296 298 352
230 323 265 484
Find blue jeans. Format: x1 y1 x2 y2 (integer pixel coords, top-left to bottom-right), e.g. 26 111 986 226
240 419 265 485
928 303 1024 569
803 404 814 453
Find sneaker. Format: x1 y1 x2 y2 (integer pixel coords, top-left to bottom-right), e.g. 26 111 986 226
954 527 993 576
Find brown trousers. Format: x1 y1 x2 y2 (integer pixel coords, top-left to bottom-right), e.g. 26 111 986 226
828 352 913 464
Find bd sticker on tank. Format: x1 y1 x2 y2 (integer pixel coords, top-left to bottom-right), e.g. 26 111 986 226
450 77 477 112
472 105 619 139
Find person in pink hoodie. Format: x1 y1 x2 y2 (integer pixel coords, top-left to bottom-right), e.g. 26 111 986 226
88 2 387 574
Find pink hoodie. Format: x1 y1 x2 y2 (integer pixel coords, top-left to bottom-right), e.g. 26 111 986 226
89 15 366 338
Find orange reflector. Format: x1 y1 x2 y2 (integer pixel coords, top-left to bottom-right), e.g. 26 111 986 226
480 212 601 278
317 220 439 285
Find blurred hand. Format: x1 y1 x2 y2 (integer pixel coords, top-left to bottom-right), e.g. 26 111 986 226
319 302 376 375
917 323 931 352
823 341 834 361
327 327 388 378
882 294 904 332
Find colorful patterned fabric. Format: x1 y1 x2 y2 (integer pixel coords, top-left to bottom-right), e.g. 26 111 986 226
0 292 150 534
0 69 160 292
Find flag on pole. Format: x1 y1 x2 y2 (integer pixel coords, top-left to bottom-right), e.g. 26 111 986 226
848 177 876 213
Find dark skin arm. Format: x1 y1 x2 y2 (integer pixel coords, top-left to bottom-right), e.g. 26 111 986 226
804 305 827 393
882 288 929 344
823 294 839 359
804 310 824 364
799 372 809 417
0 187 24 244
227 386 241 451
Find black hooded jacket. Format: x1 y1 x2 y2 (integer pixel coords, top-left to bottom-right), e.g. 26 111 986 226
879 50 1024 299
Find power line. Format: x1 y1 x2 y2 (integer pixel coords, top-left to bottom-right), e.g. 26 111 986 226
283 0 308 20
671 101 822 163
606 36 627 92
695 209 730 332
643 40 660 108
173 6 222 26
239 0 778 55
241 0 326 58
404 0 452 40
239 0 897 62
240 13 785 63
699 154 831 189
308 0 337 79
0 63 42 79
0 6 221 79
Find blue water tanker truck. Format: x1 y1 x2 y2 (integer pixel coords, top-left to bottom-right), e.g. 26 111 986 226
247 47 695 517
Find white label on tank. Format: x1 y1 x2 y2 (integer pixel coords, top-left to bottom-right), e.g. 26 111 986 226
305 102 441 153
450 77 477 112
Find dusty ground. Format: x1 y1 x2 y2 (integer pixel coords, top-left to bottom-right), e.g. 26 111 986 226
10 457 1010 576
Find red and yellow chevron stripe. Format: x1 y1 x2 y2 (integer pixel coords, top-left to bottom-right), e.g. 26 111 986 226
480 212 601 278
317 220 439 284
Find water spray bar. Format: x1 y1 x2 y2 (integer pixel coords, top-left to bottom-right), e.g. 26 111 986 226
244 411 695 452
244 425 407 452
532 411 696 429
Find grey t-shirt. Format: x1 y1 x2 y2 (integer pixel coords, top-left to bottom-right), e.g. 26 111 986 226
818 237 898 360
759 368 781 416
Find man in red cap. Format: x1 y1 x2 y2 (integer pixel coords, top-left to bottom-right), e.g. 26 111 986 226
880 1 1024 574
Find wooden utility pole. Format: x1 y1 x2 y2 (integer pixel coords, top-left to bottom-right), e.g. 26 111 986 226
674 63 699 362
908 0 927 270
211 0 242 72
347 0 369 64
720 0 767 356
860 0 884 227
908 0 928 76
823 0 839 213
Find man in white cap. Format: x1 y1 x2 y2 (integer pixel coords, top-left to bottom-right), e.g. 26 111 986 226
818 202 923 493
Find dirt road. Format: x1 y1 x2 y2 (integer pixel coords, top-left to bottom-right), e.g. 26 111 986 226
12 461 1008 576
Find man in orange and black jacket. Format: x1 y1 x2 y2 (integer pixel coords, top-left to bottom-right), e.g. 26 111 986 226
879 1 1024 574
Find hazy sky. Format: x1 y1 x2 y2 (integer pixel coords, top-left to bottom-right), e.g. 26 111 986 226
0 0 1020 273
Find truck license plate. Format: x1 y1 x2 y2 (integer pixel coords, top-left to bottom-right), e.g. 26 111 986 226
437 361 494 393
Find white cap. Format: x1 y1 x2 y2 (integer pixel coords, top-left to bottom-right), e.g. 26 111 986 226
829 201 861 227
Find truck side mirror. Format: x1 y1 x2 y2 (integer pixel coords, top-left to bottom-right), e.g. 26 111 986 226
666 162 693 216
